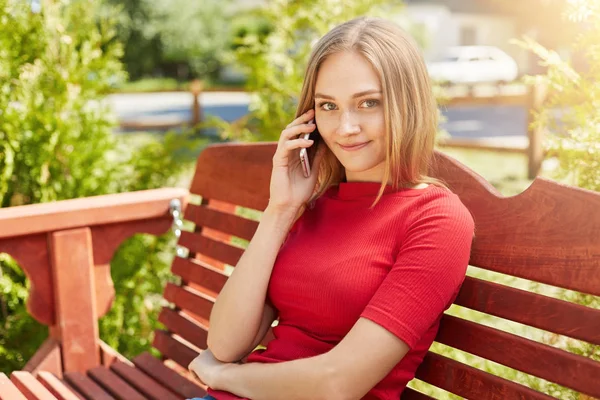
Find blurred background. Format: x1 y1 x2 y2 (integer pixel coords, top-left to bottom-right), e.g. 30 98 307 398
1 0 598 398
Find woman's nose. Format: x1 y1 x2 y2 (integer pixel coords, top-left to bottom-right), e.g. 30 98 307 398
336 111 360 136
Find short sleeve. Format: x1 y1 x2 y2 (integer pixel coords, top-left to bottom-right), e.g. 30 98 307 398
360 195 475 349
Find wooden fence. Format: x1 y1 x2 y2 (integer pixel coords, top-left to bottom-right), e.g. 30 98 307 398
437 82 547 179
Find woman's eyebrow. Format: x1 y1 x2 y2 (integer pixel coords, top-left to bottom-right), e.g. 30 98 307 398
314 89 382 100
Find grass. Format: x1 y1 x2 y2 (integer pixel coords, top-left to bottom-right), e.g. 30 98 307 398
439 148 534 197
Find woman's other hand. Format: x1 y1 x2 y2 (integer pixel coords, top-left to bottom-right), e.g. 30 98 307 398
188 349 228 388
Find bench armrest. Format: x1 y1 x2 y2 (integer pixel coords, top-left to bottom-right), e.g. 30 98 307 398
0 188 189 239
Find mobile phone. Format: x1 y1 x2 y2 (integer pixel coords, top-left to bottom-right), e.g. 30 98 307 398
299 119 321 178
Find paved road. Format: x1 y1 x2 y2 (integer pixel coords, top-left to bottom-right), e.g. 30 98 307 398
107 92 528 147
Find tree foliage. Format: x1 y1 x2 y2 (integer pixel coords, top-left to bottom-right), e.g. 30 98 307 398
0 0 206 372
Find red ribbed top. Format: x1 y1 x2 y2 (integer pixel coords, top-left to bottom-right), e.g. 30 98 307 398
209 182 474 400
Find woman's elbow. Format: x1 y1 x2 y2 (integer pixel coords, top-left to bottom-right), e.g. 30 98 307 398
206 336 243 363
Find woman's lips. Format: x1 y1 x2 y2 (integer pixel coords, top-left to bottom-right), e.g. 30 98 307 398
339 141 370 151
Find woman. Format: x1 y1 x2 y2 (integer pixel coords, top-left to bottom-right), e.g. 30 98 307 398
188 16 474 400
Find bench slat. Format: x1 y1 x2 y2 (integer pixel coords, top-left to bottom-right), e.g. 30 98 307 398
171 257 227 298
63 372 114 400
132 352 206 399
457 276 600 345
185 204 258 242
152 330 199 370
163 283 215 322
415 352 554 400
10 371 58 400
400 387 436 400
109 361 179 400
37 372 83 400
87 367 146 400
179 231 244 267
189 143 273 212
437 314 600 397
0 373 28 400
159 307 209 350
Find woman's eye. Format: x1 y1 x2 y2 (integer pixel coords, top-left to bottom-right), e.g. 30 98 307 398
362 99 379 108
319 102 336 111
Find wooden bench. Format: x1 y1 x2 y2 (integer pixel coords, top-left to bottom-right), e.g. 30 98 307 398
0 142 599 400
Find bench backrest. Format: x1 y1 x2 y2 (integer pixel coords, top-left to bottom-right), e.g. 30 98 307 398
156 142 600 400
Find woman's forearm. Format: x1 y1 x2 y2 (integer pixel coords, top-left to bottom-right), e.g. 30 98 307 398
207 205 298 362
213 354 339 400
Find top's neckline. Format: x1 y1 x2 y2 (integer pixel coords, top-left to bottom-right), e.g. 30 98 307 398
328 181 433 200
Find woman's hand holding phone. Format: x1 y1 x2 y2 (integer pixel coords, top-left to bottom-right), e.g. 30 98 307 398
268 109 325 214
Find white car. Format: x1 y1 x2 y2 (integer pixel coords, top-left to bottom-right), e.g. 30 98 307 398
426 46 519 84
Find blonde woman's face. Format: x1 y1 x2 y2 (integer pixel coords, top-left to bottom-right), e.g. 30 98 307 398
314 51 387 183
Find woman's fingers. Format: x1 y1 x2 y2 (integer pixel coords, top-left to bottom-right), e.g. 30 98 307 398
273 138 314 166
280 121 316 142
283 138 314 151
283 139 314 157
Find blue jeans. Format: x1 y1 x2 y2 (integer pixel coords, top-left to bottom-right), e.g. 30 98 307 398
188 396 217 400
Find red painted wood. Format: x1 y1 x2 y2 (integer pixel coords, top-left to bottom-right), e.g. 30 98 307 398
189 143 273 212
171 257 227 298
432 152 600 296
200 200 239 246
58 381 85 400
63 372 113 400
87 367 146 400
400 388 436 400
158 308 209 350
0 235 54 326
0 373 28 400
179 231 244 267
91 217 175 319
0 188 188 328
10 371 58 400
49 228 100 373
456 276 600 345
152 331 199 370
23 338 62 378
37 372 82 400
0 188 188 239
185 204 258 242
436 314 600 397
415 352 554 399
132 352 205 399
99 342 131 368
109 361 178 400
163 283 215 322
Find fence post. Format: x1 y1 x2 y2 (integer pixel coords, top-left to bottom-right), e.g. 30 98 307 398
191 79 203 126
526 81 548 179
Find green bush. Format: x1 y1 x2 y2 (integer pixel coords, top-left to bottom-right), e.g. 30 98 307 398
102 0 233 81
0 0 207 372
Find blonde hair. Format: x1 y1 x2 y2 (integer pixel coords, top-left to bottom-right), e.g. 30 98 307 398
296 17 447 210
